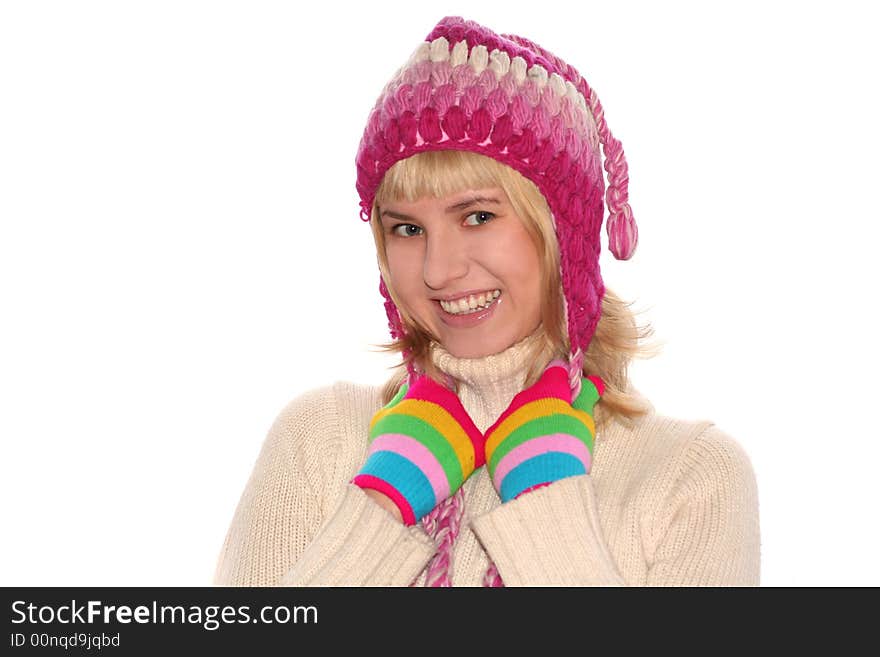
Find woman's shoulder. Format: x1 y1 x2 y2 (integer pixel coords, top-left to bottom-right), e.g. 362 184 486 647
595 404 758 531
268 379 385 443
260 381 386 490
605 392 757 489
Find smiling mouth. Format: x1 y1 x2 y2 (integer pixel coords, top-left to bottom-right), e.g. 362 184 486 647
437 290 501 315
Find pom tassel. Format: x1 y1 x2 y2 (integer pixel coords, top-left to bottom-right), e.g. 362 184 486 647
606 202 638 261
586 87 639 261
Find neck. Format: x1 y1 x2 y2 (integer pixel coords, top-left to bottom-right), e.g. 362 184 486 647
429 331 546 433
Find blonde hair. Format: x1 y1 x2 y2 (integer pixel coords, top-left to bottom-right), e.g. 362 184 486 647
369 149 659 431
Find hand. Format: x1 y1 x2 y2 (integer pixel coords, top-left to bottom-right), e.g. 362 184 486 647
484 360 604 503
352 375 484 525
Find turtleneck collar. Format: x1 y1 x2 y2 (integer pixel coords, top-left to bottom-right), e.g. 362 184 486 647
428 331 545 434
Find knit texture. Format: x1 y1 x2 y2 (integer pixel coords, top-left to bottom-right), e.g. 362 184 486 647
352 374 484 525
213 332 761 586
484 360 604 502
355 15 638 361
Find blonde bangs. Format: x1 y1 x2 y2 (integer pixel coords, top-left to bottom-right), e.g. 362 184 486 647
373 150 553 258
375 149 513 205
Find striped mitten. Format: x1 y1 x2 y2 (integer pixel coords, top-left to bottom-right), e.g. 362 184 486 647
352 375 485 525
484 360 604 503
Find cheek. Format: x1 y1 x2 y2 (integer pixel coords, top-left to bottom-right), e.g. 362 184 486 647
493 230 542 288
385 244 423 297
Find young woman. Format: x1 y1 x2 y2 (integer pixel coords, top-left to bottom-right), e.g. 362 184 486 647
213 15 760 587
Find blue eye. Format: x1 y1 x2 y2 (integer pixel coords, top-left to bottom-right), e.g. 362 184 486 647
464 211 495 226
391 223 423 237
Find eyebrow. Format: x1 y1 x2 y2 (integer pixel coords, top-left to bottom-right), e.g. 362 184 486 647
380 195 501 222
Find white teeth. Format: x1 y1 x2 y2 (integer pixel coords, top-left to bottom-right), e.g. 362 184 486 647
439 290 501 315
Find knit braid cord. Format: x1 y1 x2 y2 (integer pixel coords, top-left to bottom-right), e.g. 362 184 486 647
585 88 637 261
422 489 464 587
482 562 505 587
421 491 507 587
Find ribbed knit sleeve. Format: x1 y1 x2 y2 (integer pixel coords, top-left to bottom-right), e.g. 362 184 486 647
644 424 760 586
471 422 760 586
212 384 437 587
281 484 437 586
471 475 626 585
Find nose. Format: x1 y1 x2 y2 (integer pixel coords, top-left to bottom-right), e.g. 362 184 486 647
423 232 468 291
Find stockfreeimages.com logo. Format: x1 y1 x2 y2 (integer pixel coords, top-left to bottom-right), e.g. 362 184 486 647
11 599 318 631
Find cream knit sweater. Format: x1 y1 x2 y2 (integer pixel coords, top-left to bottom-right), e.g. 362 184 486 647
213 334 761 586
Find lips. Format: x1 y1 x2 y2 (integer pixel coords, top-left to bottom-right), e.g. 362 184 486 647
434 292 501 328
438 289 501 315
433 288 501 303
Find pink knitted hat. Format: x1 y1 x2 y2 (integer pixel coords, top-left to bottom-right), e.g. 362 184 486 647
355 16 638 371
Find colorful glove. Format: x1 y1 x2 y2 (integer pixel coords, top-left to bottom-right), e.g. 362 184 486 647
352 375 485 525
484 360 604 503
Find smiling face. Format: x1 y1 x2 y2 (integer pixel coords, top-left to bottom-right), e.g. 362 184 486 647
378 187 543 359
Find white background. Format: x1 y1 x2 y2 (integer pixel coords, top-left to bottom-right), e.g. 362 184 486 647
1 1 877 587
